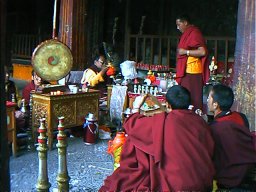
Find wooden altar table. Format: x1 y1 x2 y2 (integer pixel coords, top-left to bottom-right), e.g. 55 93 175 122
32 90 99 149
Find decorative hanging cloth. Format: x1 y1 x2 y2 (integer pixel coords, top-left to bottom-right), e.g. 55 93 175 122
109 85 128 121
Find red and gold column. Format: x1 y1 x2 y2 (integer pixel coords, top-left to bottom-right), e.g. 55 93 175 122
36 118 51 192
56 116 70 191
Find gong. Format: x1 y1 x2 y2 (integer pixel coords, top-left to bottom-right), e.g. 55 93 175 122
31 39 73 81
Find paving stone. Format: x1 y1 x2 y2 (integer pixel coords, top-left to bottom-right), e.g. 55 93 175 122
10 138 114 191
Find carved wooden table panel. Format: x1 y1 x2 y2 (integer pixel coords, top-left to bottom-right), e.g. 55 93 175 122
6 105 17 157
32 90 99 149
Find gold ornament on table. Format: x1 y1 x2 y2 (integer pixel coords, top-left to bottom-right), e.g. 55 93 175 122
145 70 156 84
209 56 218 74
209 56 223 84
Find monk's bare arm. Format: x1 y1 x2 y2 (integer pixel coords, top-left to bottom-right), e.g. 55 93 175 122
177 46 206 57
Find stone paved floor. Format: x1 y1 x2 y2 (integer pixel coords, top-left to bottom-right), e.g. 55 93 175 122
10 137 114 192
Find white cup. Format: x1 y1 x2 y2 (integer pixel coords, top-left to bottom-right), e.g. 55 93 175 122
68 85 75 92
73 87 78 93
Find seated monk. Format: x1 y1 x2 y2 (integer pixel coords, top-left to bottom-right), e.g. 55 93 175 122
207 84 256 191
22 70 43 105
22 70 49 104
5 66 18 103
80 54 111 97
5 66 26 133
100 85 215 191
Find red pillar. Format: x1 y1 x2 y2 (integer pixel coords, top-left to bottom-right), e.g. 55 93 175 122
232 0 255 134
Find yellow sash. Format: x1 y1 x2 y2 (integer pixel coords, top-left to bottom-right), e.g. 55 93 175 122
186 56 202 74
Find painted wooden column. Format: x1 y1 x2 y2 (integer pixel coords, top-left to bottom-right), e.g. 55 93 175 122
0 0 10 191
58 0 88 70
232 0 255 131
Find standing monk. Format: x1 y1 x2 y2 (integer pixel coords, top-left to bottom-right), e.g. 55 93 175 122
99 85 215 191
176 14 209 110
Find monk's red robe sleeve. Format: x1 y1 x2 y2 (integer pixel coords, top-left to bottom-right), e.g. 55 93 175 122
123 113 155 155
123 112 166 161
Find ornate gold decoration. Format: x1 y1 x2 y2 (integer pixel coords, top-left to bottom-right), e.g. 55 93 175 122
53 102 76 126
32 91 99 150
77 99 98 124
33 102 48 127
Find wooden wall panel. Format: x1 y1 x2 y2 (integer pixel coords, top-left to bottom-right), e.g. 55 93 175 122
58 0 87 70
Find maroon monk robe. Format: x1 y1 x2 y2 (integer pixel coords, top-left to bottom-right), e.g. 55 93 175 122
180 73 203 110
99 110 215 191
210 111 256 188
176 25 209 84
22 81 35 104
176 26 210 110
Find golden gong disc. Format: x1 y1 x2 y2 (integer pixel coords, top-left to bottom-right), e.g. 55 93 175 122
31 39 73 81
